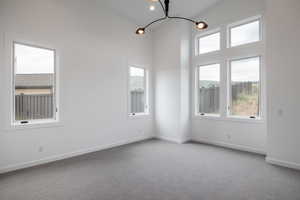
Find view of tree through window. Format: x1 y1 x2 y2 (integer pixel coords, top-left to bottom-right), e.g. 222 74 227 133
14 43 56 122
230 57 260 117
198 64 220 115
129 67 146 114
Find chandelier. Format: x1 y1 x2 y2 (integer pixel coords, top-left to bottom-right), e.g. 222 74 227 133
136 0 208 35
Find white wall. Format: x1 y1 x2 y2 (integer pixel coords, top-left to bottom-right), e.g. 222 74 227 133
0 0 154 173
266 0 300 169
191 0 267 154
1 0 300 173
153 21 191 143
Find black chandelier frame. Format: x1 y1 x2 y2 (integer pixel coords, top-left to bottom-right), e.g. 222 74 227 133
136 0 208 34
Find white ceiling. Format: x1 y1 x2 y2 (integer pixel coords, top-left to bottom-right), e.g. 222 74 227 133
103 0 222 27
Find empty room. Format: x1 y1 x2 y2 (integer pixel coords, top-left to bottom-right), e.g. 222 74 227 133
1 0 300 199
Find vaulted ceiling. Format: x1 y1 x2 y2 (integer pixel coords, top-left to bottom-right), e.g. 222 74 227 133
103 0 222 27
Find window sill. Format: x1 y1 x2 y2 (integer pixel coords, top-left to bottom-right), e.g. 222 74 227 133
193 115 265 124
226 116 264 123
128 113 150 120
195 113 221 119
7 120 63 131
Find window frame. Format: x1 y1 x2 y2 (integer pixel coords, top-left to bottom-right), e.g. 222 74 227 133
128 65 150 117
195 62 221 118
227 56 262 120
12 41 59 126
193 15 265 123
227 15 262 48
195 28 221 56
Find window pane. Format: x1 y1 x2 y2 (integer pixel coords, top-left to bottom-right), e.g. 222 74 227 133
130 67 145 114
230 57 260 117
14 43 55 122
199 32 220 54
230 20 260 47
198 64 220 115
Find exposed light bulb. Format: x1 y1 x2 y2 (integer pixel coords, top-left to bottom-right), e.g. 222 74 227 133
195 21 208 30
136 28 145 35
149 5 155 11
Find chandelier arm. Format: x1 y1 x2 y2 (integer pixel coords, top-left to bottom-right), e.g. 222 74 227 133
158 0 166 15
136 0 208 34
168 16 196 23
144 17 167 29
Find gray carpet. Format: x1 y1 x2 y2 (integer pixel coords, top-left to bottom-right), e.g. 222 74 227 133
1 139 300 200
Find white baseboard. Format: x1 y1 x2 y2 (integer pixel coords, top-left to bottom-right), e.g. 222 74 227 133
0 135 153 174
192 138 266 155
266 157 300 171
156 136 189 144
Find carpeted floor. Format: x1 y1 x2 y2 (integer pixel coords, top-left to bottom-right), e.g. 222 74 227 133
0 139 300 200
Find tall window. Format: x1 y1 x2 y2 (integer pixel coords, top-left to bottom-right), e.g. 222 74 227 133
197 32 220 54
13 42 57 124
194 16 264 121
197 64 220 115
229 19 260 47
229 57 260 118
129 66 148 116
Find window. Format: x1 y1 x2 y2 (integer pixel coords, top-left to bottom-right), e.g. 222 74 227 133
129 66 148 116
229 19 260 47
13 42 57 124
229 57 260 118
197 64 220 116
194 16 264 121
197 32 220 54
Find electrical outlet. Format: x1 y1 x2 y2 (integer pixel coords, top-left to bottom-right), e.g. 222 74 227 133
226 133 231 140
38 146 44 153
277 109 284 117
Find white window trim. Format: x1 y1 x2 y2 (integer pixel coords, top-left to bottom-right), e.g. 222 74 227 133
192 114 265 124
227 15 262 48
193 15 266 123
194 63 221 117
127 65 150 118
11 41 60 127
195 28 221 56
227 55 263 120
